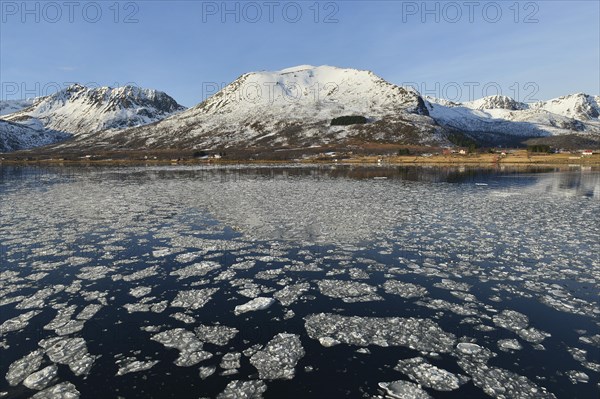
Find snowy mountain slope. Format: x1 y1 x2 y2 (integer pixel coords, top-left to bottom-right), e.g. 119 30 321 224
0 120 69 152
425 94 600 145
531 93 600 121
0 98 38 116
4 84 186 137
59 65 442 150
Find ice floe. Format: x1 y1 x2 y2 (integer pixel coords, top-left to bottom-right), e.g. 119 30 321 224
249 333 304 380
151 328 212 367
394 357 469 391
305 314 456 352
39 337 95 376
234 297 275 315
316 280 383 303
216 380 267 399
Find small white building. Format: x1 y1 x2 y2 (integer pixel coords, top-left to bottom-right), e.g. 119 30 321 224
581 150 593 156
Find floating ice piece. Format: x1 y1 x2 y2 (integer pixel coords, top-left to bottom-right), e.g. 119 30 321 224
15 286 57 309
250 333 304 380
305 314 456 353
416 298 480 316
317 280 383 303
497 339 523 351
199 366 216 379
129 286 152 298
394 357 469 391
171 288 219 310
15 287 63 309
151 328 212 367
32 382 80 398
0 310 41 334
76 266 114 281
517 327 550 344
318 337 341 347
171 312 196 324
377 380 432 399
23 365 58 390
170 261 220 280
195 325 239 346
456 341 556 399
55 320 85 336
493 310 529 332
116 357 159 376
434 279 471 292
220 352 241 370
274 283 310 306
5 349 44 386
234 297 275 316
123 300 168 314
152 247 178 258
76 304 102 321
216 380 267 399
39 337 95 376
566 370 589 384
44 306 78 332
383 280 428 298
122 266 159 282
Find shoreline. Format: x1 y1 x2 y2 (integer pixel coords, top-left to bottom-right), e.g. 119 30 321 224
1 150 599 168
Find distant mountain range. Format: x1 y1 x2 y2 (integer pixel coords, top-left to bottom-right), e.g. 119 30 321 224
0 85 185 152
1 65 599 154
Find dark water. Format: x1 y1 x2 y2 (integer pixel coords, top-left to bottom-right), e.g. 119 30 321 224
0 165 598 398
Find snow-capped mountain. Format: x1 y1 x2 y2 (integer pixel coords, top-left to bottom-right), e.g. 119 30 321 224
67 65 441 150
0 99 37 116
3 84 186 137
0 120 70 152
425 93 600 146
531 93 600 121
2 67 599 154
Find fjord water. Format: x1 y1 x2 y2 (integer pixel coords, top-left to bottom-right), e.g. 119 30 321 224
0 165 598 398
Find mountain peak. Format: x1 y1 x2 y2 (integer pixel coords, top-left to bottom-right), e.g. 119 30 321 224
466 95 527 111
3 84 186 136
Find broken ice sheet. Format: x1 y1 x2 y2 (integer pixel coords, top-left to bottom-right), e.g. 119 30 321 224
377 380 432 399
216 380 267 399
492 309 550 343
316 280 383 303
129 286 152 298
273 282 310 306
31 382 80 399
39 337 95 376
171 288 219 310
394 357 469 391
115 357 159 376
194 324 238 346
23 365 58 390
151 328 212 367
250 333 304 380
234 297 275 315
455 341 557 399
305 313 456 353
0 310 42 334
383 280 428 298
5 349 45 386
170 261 221 280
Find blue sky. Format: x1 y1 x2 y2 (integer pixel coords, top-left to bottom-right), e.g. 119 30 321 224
1 0 598 106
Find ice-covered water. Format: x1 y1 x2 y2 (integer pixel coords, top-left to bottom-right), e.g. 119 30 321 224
0 165 598 398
